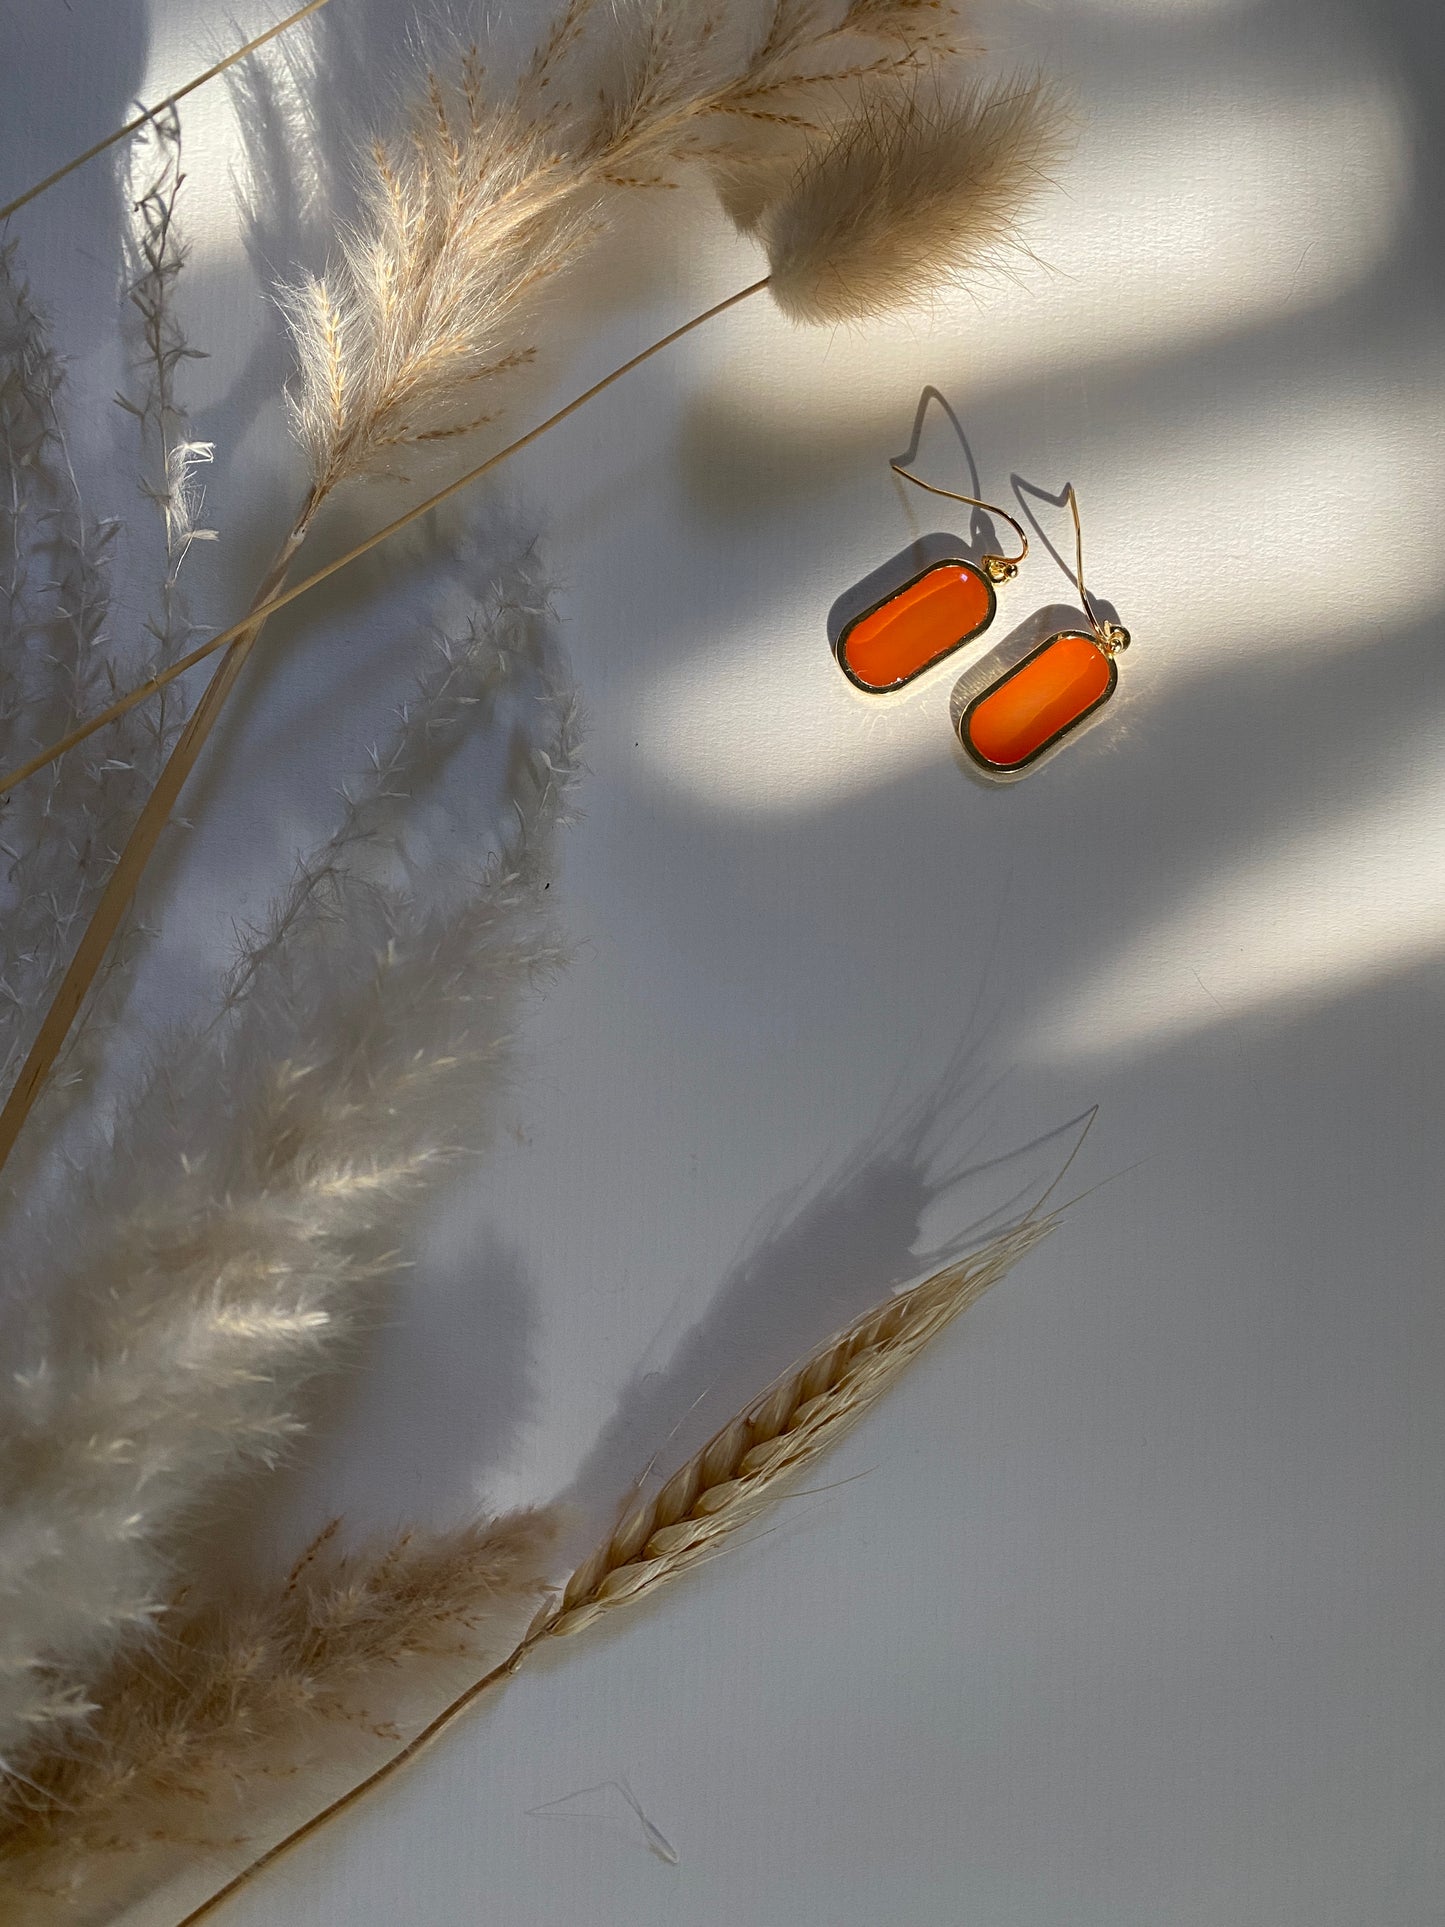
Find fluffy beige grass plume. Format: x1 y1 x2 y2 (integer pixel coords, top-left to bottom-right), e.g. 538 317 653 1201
763 77 1067 323
284 0 979 488
0 1512 557 1924
0 544 575 1809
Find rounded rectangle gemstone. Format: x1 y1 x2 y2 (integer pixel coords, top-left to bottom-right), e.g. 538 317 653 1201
960 630 1117 772
837 560 995 693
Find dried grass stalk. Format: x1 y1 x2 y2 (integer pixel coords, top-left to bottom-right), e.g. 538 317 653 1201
162 1220 1051 1927
120 107 217 611
283 0 976 486
0 2 333 226
0 0 994 1180
0 249 125 1131
545 1217 1048 1635
1 59 1072 808
0 1510 557 1924
0 544 575 1782
0 135 207 1214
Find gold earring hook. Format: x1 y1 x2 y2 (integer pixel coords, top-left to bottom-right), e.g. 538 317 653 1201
889 458 1029 586
1064 484 1131 656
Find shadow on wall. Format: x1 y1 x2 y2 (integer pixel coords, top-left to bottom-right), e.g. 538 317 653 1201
0 0 149 358
559 1024 1087 1548
193 1220 542 1587
572 0 1445 1052
667 0 1431 522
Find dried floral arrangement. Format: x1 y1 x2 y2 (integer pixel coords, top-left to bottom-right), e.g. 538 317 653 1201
0 2 1070 1919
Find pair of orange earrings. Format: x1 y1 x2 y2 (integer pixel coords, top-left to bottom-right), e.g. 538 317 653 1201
834 458 1131 775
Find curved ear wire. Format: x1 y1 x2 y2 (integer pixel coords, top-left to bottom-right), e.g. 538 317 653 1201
889 457 1030 585
1063 485 1131 656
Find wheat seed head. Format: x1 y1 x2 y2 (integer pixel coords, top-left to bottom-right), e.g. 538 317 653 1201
546 1218 1052 1640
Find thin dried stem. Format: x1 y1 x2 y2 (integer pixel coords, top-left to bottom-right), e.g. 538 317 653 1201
170 1221 1050 1926
0 0 333 224
0 506 316 1180
0 279 772 808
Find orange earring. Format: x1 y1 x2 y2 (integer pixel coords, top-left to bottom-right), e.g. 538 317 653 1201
959 484 1131 776
834 458 1029 694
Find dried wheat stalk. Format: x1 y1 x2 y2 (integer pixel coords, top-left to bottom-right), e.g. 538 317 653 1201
163 1220 1050 1927
545 1217 1048 1636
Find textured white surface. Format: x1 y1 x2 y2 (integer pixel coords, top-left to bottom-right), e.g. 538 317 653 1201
3 0 1445 1921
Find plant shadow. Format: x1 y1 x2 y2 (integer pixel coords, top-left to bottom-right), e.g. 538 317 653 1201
560 1029 1082 1552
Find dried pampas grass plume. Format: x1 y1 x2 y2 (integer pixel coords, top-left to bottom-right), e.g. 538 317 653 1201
168 1219 1051 1926
280 0 981 491
0 1511 557 1923
0 544 575 1784
4 67 1071 810
762 78 1068 323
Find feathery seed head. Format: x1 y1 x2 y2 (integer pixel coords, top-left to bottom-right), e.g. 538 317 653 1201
760 76 1068 325
283 2 991 487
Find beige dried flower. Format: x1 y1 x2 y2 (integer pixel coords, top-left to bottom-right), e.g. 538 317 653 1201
0 1511 557 1923
762 76 1067 323
280 69 587 487
0 541 575 1799
284 3 979 488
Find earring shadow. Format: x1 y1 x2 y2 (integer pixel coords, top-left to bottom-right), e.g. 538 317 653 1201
896 384 1016 559
1012 472 1127 638
826 387 1027 680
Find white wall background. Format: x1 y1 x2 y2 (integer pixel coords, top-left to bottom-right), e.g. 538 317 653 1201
3 0 1444 1921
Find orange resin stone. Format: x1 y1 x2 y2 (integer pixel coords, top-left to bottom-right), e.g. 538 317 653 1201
837 561 994 692
961 631 1117 772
